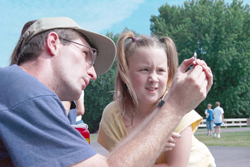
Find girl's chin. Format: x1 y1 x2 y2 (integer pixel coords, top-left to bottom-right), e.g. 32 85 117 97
140 99 158 105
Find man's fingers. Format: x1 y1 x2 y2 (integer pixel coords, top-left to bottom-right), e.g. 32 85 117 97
196 59 207 67
178 57 195 73
203 66 213 92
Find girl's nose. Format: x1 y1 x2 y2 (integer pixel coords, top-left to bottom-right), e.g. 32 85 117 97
148 73 158 83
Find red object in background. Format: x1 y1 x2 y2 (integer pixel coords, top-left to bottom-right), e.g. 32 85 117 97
72 124 90 144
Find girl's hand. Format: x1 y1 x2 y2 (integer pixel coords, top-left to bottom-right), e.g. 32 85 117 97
162 132 181 152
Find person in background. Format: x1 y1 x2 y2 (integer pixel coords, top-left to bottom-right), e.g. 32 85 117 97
205 103 214 136
62 90 85 124
75 90 85 124
0 17 213 167
97 31 215 167
213 101 224 138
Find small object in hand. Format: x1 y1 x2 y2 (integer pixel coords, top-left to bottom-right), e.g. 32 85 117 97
194 51 197 60
193 51 197 64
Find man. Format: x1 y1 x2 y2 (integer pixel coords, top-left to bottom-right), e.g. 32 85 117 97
0 17 213 167
213 101 224 138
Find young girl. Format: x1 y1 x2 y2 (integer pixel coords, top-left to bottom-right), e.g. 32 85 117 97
97 31 215 166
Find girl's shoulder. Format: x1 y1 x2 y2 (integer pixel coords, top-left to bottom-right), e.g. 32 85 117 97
175 110 202 133
102 101 121 121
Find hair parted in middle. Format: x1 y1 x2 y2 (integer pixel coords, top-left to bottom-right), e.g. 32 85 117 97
115 31 179 118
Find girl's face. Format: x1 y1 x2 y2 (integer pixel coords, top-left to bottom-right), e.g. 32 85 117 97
128 47 168 107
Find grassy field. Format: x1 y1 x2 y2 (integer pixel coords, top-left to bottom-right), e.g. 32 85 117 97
195 130 250 147
90 134 98 141
91 128 250 147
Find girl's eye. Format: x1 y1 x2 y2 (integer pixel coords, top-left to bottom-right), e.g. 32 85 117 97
158 69 165 72
141 69 148 71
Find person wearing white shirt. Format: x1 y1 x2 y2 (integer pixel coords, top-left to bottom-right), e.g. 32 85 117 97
213 101 224 138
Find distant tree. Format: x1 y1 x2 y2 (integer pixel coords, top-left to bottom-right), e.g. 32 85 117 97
150 0 250 118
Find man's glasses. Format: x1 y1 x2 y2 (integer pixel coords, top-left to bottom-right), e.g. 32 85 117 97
60 38 97 66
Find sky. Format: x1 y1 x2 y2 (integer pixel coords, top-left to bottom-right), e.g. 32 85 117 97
0 0 248 67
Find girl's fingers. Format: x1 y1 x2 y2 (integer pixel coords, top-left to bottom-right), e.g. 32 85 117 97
171 132 181 139
163 143 176 152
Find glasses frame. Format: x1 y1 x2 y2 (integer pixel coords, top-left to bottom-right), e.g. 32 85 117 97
60 37 97 66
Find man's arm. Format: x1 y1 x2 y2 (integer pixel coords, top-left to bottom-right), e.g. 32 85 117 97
71 58 213 167
222 108 224 122
205 109 208 118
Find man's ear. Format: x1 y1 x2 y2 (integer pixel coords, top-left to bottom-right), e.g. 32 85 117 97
46 32 60 56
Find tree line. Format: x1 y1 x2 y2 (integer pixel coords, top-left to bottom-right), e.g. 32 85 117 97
83 0 250 133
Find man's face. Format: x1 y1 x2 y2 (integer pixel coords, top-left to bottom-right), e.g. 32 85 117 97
55 36 97 101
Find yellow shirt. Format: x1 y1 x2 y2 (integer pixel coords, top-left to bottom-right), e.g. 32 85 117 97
97 101 216 167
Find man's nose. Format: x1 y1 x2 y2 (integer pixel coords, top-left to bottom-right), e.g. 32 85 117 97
87 65 97 80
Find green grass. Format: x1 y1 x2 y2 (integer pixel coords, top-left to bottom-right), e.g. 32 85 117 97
196 126 250 131
195 131 250 147
90 134 98 141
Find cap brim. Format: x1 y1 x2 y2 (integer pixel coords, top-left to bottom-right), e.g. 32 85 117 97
77 29 116 75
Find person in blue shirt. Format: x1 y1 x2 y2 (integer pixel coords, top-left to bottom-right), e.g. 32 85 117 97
205 103 214 136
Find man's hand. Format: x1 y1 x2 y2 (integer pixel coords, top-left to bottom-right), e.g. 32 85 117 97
166 57 213 115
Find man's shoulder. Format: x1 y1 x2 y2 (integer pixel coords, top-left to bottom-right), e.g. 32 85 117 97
213 107 218 112
0 65 32 84
219 107 224 112
1 65 52 93
0 65 56 110
214 107 223 112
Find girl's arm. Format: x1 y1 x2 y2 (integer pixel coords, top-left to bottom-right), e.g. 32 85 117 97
163 125 192 167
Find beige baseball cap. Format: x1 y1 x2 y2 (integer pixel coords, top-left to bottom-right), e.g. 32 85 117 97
21 17 116 75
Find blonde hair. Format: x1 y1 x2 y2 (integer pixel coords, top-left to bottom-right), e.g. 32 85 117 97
115 31 178 119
